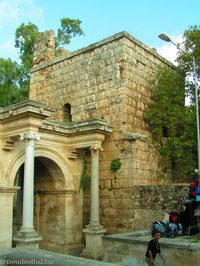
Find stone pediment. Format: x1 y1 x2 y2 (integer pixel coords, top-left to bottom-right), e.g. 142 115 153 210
0 100 54 123
0 100 53 139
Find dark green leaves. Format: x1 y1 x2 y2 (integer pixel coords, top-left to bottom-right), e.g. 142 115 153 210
55 18 84 49
0 58 28 107
145 66 196 178
1 18 84 108
15 22 39 72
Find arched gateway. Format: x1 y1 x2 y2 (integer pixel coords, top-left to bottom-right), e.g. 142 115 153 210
11 149 77 251
0 100 112 255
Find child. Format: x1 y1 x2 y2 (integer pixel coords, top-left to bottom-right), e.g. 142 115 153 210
145 231 166 265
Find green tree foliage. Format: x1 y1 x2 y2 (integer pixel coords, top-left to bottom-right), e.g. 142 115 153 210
177 25 200 72
0 18 84 108
145 66 191 178
55 18 84 49
146 66 197 178
15 22 39 73
145 25 200 179
176 25 200 175
177 25 200 103
15 19 84 72
0 58 28 107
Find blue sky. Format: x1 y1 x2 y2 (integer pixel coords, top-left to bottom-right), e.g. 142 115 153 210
0 0 199 63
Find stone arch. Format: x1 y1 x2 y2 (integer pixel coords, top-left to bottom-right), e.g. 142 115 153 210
63 103 72 122
34 157 65 191
33 148 77 251
60 96 74 121
7 151 24 187
10 146 77 251
34 147 74 190
7 147 74 190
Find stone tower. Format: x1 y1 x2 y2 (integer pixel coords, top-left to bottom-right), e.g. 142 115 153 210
0 31 188 258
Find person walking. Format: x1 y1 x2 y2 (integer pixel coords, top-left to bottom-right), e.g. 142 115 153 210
145 231 166 266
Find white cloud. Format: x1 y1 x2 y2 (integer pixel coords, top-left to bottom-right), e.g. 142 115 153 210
156 35 183 65
0 0 44 60
0 0 44 27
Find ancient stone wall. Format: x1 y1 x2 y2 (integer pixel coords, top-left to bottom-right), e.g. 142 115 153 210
30 31 182 236
30 31 174 185
33 30 55 65
102 230 200 266
84 184 189 234
30 32 163 134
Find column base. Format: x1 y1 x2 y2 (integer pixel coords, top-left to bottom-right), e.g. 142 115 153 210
81 223 106 260
13 229 42 248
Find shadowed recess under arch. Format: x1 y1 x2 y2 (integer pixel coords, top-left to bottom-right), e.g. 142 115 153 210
34 157 66 191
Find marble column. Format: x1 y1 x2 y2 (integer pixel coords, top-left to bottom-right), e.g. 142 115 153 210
82 144 106 260
90 144 101 226
13 132 42 247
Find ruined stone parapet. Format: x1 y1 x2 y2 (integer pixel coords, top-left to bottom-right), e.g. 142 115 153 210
33 30 55 66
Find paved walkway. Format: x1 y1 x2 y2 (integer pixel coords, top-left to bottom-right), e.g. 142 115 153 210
0 248 121 266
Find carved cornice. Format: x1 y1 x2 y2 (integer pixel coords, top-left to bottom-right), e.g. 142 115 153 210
41 119 113 136
0 100 53 124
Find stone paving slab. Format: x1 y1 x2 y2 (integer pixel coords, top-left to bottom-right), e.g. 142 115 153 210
0 248 121 266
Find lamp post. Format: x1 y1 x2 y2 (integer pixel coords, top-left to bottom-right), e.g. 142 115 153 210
158 32 200 181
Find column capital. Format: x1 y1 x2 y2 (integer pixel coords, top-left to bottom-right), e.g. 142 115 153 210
90 144 103 152
20 131 40 142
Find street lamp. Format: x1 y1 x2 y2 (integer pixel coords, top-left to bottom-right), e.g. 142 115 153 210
158 32 200 181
